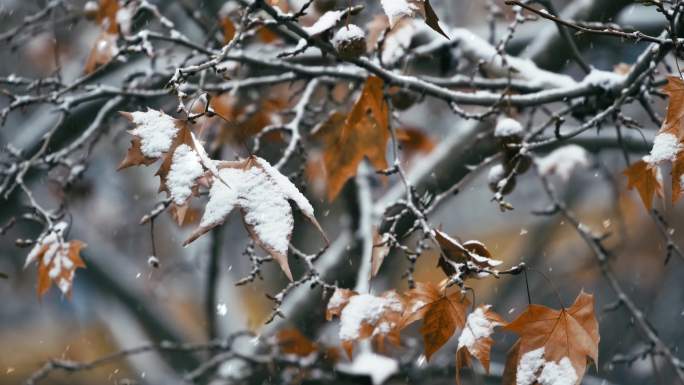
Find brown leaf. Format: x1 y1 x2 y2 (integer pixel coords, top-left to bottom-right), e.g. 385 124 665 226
434 229 502 278
421 291 469 361
624 159 662 210
455 305 505 381
312 76 390 200
371 230 390 277
502 292 599 385
400 281 443 328
661 76 684 136
422 0 449 39
84 31 118 74
25 226 86 299
96 0 120 34
396 127 435 160
221 17 236 44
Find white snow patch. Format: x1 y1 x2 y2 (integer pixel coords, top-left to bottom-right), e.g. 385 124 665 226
581 68 626 91
380 0 419 27
304 10 344 36
488 164 506 185
516 347 546 385
382 20 416 65
538 357 577 385
645 133 680 164
339 294 394 341
537 145 591 181
336 351 398 385
255 157 315 217
129 110 179 158
333 24 365 45
167 144 203 204
495 117 524 138
458 306 498 350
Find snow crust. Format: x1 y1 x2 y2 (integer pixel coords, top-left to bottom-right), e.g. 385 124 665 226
458 306 498 350
644 133 680 164
380 0 419 27
129 110 179 158
167 144 203 204
517 347 546 385
338 293 401 341
538 357 577 385
495 117 524 138
581 69 626 91
303 10 344 36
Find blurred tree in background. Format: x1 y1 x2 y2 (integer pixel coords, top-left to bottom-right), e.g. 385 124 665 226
1 1 684 385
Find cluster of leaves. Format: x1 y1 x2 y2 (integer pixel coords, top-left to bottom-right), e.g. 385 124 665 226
326 281 599 385
625 76 684 209
118 109 325 280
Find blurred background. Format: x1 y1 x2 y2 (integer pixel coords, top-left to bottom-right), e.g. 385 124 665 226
0 0 681 384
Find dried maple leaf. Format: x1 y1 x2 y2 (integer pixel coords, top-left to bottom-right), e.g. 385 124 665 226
24 222 86 298
420 291 470 361
624 159 662 210
119 109 207 225
312 76 390 200
434 229 502 279
400 281 443 328
502 292 599 385
455 305 505 383
184 155 325 281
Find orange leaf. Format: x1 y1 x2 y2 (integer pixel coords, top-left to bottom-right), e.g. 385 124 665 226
502 292 599 385
312 76 390 200
276 328 318 357
84 31 118 74
623 159 662 210
420 291 469 361
25 224 87 299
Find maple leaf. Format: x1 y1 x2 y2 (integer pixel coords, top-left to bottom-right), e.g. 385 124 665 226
434 229 503 279
312 76 390 200
624 159 662 210
420 291 470 361
400 281 443 328
502 292 599 385
455 305 505 383
184 156 325 281
24 222 86 298
119 109 206 225
83 0 121 74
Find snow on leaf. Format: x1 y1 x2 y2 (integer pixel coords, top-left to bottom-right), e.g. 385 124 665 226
502 292 599 385
166 144 204 205
24 222 86 298
380 0 420 27
456 305 505 379
536 145 591 181
327 288 359 320
644 133 680 164
185 156 324 281
118 109 181 168
328 290 404 358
